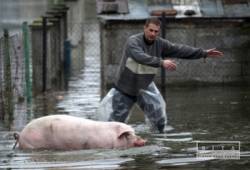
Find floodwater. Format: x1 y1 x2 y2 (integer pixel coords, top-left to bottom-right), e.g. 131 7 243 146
1 80 250 169
1 2 250 170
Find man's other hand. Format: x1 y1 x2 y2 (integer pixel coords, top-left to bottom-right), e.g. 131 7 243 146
162 59 176 71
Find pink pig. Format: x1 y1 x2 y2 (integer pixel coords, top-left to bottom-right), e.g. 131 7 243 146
13 114 146 150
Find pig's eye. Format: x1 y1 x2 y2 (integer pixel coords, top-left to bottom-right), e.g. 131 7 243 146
125 134 135 140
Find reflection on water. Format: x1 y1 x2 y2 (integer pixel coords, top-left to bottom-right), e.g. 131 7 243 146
1 66 249 166
166 86 250 143
1 83 250 169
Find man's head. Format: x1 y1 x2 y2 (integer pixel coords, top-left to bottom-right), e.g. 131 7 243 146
144 18 161 43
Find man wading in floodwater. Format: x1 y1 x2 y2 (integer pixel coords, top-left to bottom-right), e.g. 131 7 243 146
100 18 223 133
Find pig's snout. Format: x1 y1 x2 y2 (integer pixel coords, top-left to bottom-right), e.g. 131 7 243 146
134 136 146 147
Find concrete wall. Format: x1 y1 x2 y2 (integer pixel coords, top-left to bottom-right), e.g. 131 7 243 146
99 18 250 95
158 19 250 84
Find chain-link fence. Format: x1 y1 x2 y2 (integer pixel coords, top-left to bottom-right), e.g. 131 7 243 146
67 22 85 76
67 21 100 77
0 28 29 123
56 21 101 118
0 20 101 123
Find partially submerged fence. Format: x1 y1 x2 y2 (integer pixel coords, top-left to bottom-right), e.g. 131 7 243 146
0 3 86 125
0 24 32 124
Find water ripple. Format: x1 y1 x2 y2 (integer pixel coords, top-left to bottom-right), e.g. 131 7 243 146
156 157 215 166
0 158 133 169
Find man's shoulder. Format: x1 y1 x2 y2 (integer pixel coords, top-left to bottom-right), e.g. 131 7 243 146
155 36 171 46
126 33 143 45
129 32 143 40
156 36 168 43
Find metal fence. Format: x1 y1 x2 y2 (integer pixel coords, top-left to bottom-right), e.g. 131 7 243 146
67 21 100 81
0 28 30 123
0 20 101 124
56 21 101 118
67 22 85 76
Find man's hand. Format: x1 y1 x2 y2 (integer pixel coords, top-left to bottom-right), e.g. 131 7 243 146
206 48 223 58
162 59 176 71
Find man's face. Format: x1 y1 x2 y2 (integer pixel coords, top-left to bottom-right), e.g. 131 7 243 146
144 23 160 42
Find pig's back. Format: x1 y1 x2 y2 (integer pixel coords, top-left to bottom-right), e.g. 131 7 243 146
19 115 115 149
19 115 86 149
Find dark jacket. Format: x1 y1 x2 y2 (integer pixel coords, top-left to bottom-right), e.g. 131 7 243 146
114 33 207 96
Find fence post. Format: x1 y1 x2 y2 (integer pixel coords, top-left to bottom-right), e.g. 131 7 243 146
64 40 71 90
0 35 3 120
161 12 166 99
22 22 32 104
42 17 47 92
3 29 14 123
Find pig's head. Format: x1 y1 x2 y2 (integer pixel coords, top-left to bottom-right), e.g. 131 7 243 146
116 124 146 148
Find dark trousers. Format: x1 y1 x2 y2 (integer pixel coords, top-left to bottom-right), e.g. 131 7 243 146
109 82 166 133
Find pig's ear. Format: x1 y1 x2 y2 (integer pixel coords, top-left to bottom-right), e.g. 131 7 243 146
117 125 134 139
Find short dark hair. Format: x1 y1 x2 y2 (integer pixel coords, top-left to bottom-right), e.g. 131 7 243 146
145 18 161 27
